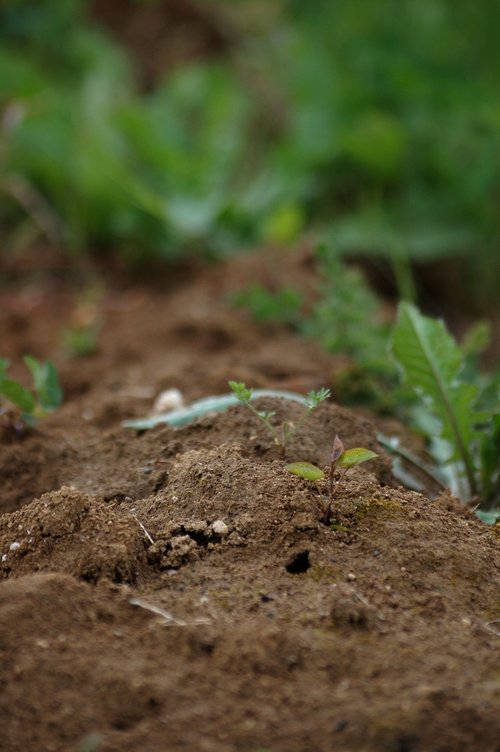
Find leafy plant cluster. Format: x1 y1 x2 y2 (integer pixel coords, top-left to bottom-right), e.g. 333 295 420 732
231 283 500 518
1 0 500 302
0 356 62 429
390 303 500 518
228 381 378 524
232 244 400 411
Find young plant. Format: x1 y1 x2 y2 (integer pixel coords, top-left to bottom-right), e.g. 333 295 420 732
0 356 63 431
286 434 378 524
390 302 500 520
228 380 331 458
231 284 302 325
62 284 103 358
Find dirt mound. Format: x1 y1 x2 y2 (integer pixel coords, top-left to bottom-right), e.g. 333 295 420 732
1 250 499 751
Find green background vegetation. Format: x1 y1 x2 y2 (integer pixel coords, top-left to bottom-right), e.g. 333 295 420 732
1 0 499 305
1 0 499 513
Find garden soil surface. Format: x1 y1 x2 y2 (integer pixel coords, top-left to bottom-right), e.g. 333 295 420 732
1 247 499 752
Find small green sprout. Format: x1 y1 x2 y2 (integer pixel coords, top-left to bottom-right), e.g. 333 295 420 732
0 356 63 431
286 434 378 524
229 381 331 459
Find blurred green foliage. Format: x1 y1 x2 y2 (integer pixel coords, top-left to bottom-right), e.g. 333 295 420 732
1 0 499 302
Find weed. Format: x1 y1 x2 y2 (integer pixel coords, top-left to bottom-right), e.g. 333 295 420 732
286 435 378 524
0 356 62 431
230 284 302 326
228 380 330 458
390 302 500 518
62 283 103 358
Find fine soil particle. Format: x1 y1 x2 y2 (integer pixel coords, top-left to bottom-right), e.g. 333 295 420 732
1 248 499 752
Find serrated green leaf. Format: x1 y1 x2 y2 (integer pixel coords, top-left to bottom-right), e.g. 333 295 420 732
228 380 253 403
336 448 378 468
0 378 35 413
390 302 481 497
286 462 325 481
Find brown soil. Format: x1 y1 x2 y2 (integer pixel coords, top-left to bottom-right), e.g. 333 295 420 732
1 248 499 752
89 0 230 90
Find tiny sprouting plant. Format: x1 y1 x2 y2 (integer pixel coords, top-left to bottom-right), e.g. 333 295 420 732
228 380 331 458
286 434 378 524
0 356 63 431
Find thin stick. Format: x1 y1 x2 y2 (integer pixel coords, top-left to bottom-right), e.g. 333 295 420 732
483 620 500 638
129 597 210 627
131 514 155 544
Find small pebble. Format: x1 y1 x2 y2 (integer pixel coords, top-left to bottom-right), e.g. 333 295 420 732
346 572 356 581
212 520 229 537
9 542 21 552
152 388 184 415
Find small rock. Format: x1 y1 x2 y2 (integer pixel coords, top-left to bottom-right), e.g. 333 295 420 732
152 388 184 415
9 542 21 552
212 520 229 537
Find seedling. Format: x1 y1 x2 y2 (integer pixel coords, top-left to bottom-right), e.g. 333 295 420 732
229 380 331 458
286 435 378 524
0 356 62 431
62 283 103 357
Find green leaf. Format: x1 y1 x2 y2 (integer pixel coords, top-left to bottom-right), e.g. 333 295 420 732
38 361 63 411
0 359 10 379
336 448 378 468
286 462 325 481
475 509 500 525
24 356 62 411
0 378 35 413
305 387 331 408
390 302 482 497
228 380 253 404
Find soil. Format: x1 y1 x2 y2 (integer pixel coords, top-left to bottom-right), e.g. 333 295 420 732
1 247 499 752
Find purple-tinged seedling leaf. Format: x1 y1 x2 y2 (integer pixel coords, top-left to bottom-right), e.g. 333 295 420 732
331 434 345 464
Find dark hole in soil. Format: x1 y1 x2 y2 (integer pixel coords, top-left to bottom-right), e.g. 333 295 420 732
285 549 310 574
395 733 419 752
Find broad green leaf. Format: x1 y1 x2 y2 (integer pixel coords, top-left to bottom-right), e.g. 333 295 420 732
0 378 35 413
390 302 482 497
23 355 44 391
24 356 62 411
38 361 63 411
336 448 378 468
475 509 500 525
286 462 325 481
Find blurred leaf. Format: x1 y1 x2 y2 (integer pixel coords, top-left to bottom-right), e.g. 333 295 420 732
0 378 35 413
24 356 63 411
286 462 325 481
336 448 378 468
